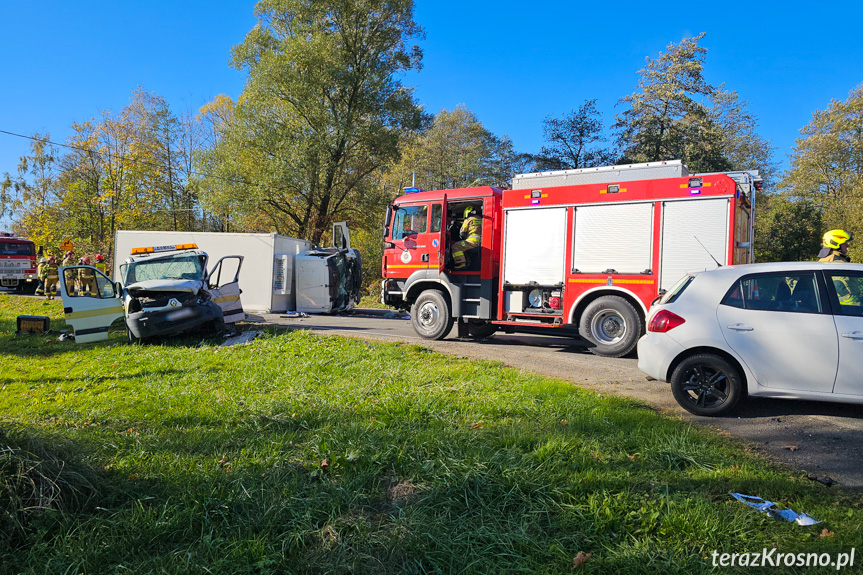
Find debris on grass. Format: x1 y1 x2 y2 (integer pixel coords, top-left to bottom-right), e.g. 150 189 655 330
807 474 836 487
731 493 821 525
572 551 592 569
220 330 262 347
279 311 308 319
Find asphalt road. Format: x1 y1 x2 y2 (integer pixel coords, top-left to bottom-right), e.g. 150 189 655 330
252 308 863 490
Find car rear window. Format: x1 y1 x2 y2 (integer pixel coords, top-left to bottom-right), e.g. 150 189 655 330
722 272 822 313
660 275 694 304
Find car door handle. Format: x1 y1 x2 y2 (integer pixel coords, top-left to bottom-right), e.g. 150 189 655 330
841 331 863 340
727 324 754 332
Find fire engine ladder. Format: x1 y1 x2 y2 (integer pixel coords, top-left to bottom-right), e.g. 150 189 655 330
454 276 490 318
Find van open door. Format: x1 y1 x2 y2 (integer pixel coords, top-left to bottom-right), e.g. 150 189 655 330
58 266 125 343
207 256 245 325
333 222 350 250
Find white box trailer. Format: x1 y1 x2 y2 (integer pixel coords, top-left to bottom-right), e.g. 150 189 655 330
114 231 311 313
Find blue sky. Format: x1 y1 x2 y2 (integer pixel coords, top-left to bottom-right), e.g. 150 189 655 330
2 1 862 192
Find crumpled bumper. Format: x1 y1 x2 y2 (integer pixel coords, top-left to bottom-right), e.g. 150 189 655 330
126 300 222 339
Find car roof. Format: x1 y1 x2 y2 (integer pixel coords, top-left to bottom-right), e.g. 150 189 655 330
693 261 863 279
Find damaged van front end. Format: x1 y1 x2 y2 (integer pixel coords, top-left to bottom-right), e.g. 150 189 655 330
59 243 244 344
124 279 224 341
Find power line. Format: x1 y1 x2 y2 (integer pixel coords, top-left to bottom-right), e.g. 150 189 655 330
0 128 273 192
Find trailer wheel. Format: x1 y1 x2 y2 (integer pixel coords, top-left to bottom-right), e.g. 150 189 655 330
578 296 642 358
411 290 454 340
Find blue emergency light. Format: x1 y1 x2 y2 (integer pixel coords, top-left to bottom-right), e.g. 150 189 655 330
404 187 422 194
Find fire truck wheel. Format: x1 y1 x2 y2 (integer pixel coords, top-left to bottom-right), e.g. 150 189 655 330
411 290 454 340
578 296 642 358
467 319 497 339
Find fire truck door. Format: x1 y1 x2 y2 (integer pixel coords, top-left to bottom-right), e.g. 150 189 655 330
390 204 432 270
438 194 448 273
207 256 245 325
58 266 125 343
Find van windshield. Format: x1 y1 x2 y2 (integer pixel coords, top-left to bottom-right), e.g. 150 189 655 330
121 254 205 285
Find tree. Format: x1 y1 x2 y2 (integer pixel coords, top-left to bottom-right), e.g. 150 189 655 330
710 86 778 186
5 135 60 246
615 33 776 178
9 87 211 258
383 105 518 192
537 99 615 170
200 0 426 244
615 33 716 169
754 193 823 262
781 83 863 262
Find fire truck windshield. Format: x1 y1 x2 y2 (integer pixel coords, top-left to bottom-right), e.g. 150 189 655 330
0 242 35 256
392 205 428 238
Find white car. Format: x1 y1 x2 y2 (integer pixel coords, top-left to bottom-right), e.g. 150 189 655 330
637 262 863 416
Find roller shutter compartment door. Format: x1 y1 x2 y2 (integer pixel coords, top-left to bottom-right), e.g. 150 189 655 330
573 203 653 274
660 198 729 291
503 207 567 286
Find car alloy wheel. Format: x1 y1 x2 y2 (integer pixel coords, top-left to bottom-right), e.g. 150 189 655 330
670 353 744 416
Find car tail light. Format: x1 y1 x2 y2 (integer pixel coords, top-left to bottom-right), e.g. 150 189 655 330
648 310 685 333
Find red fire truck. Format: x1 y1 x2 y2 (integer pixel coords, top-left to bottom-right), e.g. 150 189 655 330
381 160 761 357
0 233 39 293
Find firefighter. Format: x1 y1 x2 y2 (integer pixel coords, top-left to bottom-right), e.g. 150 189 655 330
43 256 59 300
61 251 78 294
93 253 109 277
818 229 853 263
78 256 95 295
452 206 482 270
35 257 47 295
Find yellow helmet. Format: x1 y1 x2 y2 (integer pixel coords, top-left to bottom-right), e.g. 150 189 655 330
823 229 853 250
463 206 475 218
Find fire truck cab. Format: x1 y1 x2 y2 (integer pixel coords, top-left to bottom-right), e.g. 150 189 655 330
0 233 38 293
381 161 759 357
382 187 503 339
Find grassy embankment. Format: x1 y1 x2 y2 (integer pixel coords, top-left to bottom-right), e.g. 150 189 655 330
1 293 862 574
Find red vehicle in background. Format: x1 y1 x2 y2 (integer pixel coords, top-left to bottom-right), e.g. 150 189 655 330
381 160 761 357
0 233 39 293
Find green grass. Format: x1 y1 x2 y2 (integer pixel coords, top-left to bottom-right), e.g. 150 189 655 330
358 295 390 310
1 293 862 574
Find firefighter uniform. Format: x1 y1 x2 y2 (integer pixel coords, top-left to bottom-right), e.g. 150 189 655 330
61 252 77 293
819 251 851 263
817 229 853 263
35 258 47 295
78 260 96 295
43 259 59 300
93 258 109 277
452 208 482 270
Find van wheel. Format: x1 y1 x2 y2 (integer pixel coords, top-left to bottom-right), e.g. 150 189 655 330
411 290 454 340
671 354 744 416
578 296 642 358
126 323 140 345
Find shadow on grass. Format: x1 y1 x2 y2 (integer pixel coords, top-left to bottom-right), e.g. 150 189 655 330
1 397 852 575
